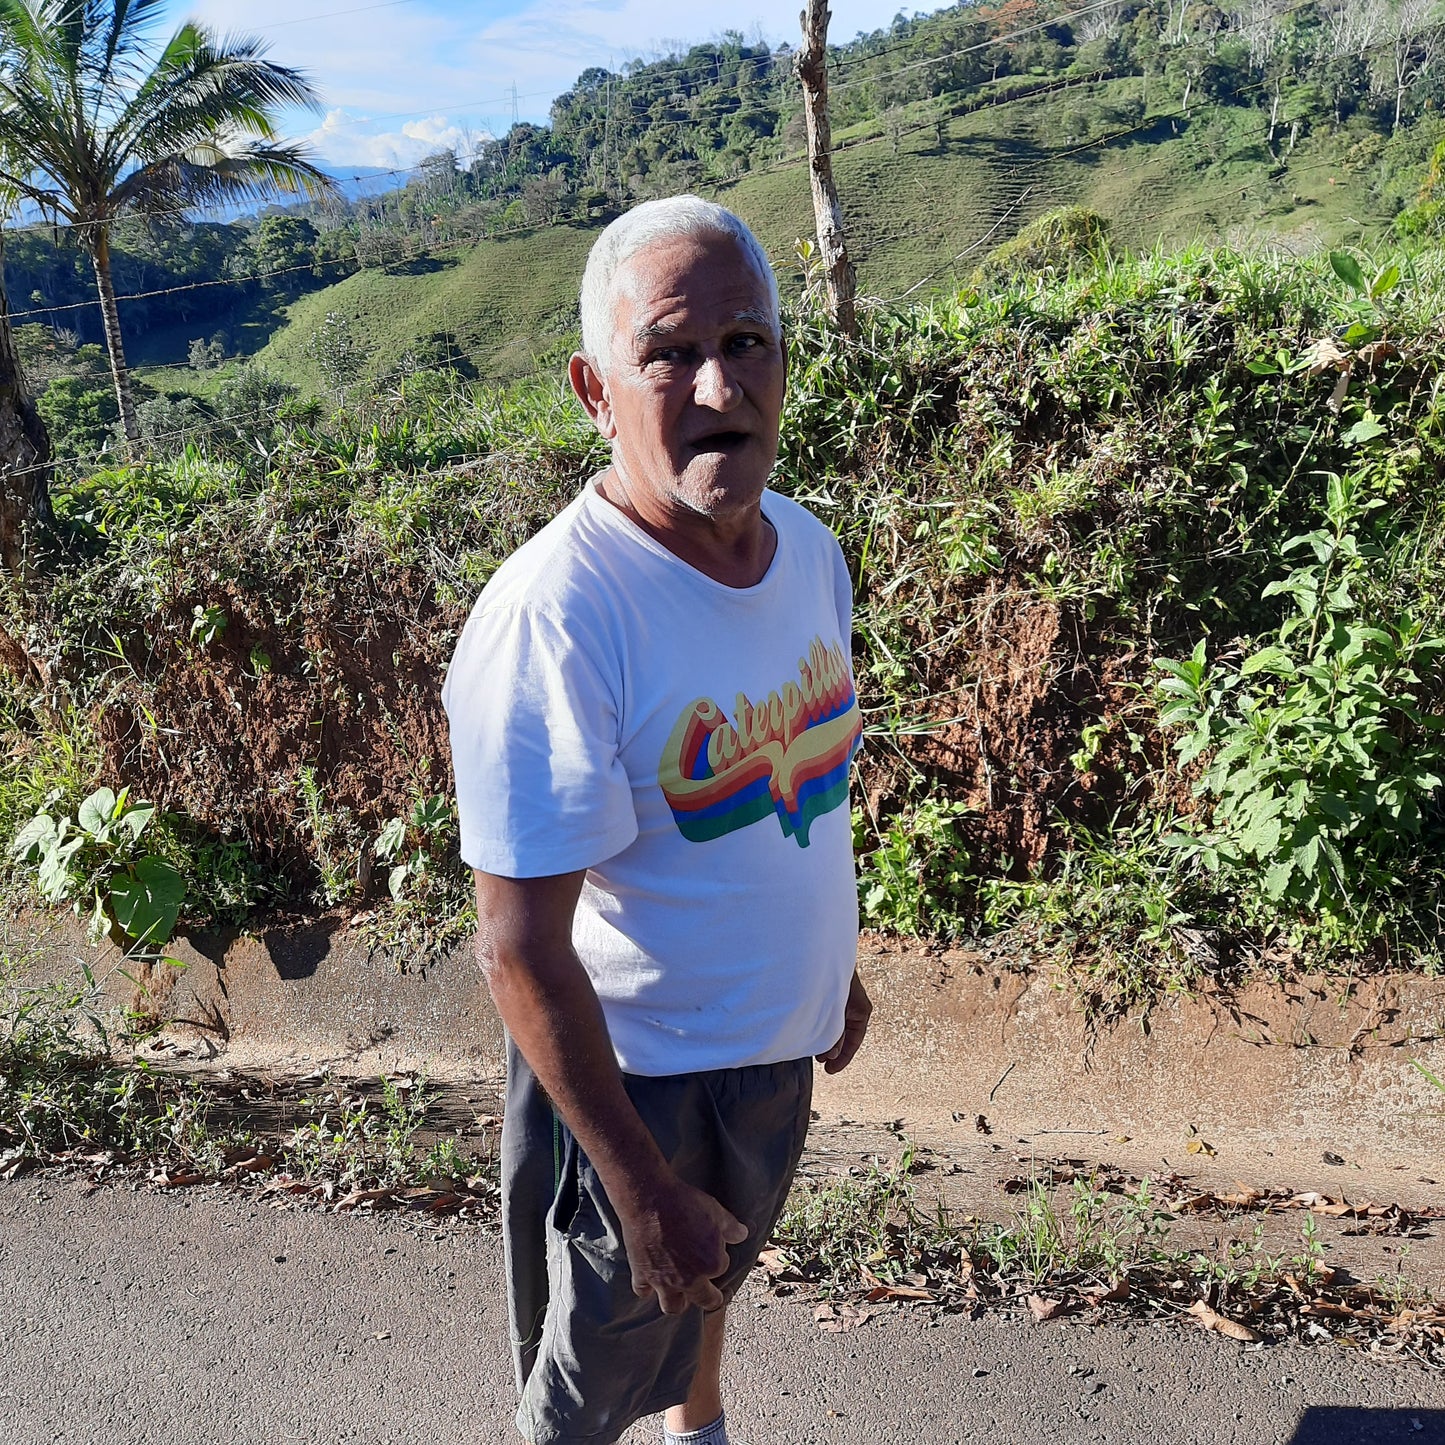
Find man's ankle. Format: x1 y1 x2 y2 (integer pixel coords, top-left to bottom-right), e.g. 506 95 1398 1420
662 1411 728 1445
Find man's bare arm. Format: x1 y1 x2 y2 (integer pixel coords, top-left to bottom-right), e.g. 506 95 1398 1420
475 868 747 1315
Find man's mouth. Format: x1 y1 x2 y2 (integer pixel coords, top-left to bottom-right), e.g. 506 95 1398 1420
688 430 751 454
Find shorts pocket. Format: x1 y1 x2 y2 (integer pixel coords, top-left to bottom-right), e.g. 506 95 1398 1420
550 1124 620 1259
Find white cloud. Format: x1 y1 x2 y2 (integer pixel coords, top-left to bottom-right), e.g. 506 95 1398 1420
301 109 492 171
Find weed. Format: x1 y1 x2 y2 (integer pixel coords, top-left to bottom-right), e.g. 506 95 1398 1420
296 767 358 907
9 786 187 952
855 792 974 938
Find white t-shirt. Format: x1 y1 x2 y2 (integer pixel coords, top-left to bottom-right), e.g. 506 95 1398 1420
442 476 861 1076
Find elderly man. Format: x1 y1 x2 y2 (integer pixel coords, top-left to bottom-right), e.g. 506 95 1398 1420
443 195 870 1445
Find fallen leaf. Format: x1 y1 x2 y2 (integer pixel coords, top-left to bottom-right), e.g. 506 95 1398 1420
1301 1301 1355 1319
1028 1294 1069 1323
814 1303 875 1333
1217 1185 1265 1207
1322 1151 1345 1166
975 1114 992 1136
1086 1277 1130 1304
151 1169 205 1189
1188 1299 1261 1342
1303 335 1350 375
865 1283 935 1302
1186 1138 1217 1158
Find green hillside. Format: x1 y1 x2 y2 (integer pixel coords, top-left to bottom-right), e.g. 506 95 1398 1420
233 76 1417 397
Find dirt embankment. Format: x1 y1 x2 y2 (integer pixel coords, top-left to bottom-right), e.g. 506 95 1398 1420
97 561 459 877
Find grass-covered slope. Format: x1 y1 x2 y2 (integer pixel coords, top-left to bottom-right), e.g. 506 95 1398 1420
223 82 1414 398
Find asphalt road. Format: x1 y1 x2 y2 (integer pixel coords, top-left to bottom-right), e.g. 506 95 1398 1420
1 1176 1442 1445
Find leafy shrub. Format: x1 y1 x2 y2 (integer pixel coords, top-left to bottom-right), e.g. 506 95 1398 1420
973 206 1112 284
1157 480 1445 935
856 794 974 937
36 376 119 461
8 787 187 952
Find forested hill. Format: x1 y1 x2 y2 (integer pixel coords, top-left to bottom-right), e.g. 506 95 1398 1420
10 0 1445 429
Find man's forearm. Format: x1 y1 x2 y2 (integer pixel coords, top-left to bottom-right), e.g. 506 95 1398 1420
484 931 672 1213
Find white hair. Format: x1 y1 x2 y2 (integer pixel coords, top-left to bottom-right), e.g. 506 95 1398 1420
579 195 780 372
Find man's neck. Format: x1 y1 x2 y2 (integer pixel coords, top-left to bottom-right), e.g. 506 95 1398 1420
596 469 776 589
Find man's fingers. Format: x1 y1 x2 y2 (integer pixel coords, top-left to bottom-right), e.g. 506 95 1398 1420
715 1207 749 1248
689 1279 726 1313
656 1285 691 1316
823 1026 865 1074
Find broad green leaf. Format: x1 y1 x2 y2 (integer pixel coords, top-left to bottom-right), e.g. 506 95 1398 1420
1240 646 1295 678
374 816 407 860
1239 814 1282 860
117 803 154 841
9 812 58 860
411 795 451 831
1342 414 1387 446
1263 859 1295 900
78 787 118 838
1370 263 1401 300
1329 251 1366 292
109 857 186 946
37 836 84 902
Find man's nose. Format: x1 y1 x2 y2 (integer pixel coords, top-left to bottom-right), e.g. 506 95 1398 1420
693 353 741 410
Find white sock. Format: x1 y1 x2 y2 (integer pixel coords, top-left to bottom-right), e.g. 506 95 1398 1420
663 1413 728 1445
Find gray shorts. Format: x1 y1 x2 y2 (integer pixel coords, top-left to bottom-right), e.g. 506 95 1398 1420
501 1038 813 1445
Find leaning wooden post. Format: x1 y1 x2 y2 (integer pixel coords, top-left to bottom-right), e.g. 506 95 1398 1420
796 0 856 338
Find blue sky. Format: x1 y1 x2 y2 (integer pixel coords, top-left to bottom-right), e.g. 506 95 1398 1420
165 0 923 174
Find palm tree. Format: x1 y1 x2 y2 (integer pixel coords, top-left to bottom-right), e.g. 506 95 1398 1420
0 0 335 451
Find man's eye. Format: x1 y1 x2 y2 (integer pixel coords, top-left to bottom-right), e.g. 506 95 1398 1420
730 335 762 352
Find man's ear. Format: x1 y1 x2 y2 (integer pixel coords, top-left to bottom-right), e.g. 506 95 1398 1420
568 352 616 439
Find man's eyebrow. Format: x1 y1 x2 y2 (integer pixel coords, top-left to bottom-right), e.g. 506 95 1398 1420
633 319 678 345
733 307 776 331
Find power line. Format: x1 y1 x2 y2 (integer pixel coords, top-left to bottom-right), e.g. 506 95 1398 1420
261 0 418 30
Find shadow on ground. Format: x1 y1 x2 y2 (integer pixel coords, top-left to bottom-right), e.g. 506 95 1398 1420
1289 1407 1445 1443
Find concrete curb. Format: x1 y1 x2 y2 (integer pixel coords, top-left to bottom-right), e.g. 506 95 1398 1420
6 913 1443 1169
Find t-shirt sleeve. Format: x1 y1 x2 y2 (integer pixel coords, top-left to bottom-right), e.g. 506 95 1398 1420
444 602 638 877
831 537 855 666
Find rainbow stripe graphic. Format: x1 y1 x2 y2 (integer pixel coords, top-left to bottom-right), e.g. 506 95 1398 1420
657 636 862 847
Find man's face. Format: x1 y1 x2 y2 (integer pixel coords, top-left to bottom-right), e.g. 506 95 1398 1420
572 232 786 521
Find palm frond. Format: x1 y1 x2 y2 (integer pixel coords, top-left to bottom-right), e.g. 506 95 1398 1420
110 139 334 214
106 29 324 178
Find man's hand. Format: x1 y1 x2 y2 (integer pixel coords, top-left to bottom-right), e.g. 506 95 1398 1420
816 968 871 1075
616 1174 749 1315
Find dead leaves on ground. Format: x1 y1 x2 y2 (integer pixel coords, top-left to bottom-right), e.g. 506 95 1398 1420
257 1174 499 1219
1189 1298 1263 1342
998 1158 1440 1239
775 1155 1443 1366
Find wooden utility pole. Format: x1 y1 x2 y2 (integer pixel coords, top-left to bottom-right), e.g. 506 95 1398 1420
796 0 856 337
